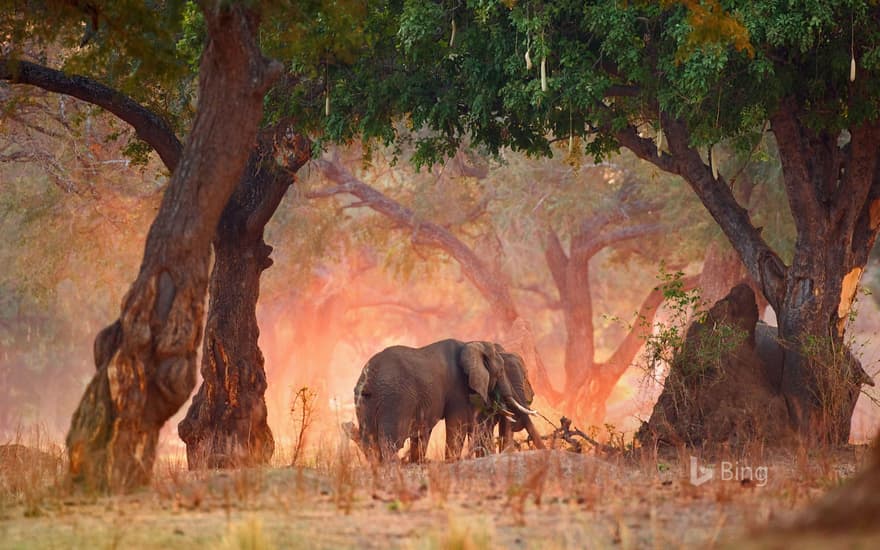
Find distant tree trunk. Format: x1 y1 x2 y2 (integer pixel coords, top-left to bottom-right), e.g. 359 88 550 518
179 131 310 469
65 4 280 491
542 187 672 425
560 242 596 398
618 105 880 443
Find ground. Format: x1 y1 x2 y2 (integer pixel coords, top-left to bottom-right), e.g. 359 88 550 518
2 442 879 549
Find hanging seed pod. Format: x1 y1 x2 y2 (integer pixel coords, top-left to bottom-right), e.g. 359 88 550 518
325 93 330 117
656 130 664 157
710 146 719 179
525 48 532 70
568 134 574 155
851 56 857 82
540 57 547 91
449 19 456 48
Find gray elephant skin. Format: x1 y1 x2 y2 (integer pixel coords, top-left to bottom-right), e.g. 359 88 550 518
349 339 544 462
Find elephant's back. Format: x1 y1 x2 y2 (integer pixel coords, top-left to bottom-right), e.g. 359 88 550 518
355 340 462 394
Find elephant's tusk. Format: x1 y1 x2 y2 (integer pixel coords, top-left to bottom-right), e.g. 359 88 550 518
508 397 538 416
499 407 516 420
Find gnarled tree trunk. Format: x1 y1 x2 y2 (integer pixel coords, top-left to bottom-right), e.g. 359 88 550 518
769 107 880 444
179 131 310 469
65 3 280 491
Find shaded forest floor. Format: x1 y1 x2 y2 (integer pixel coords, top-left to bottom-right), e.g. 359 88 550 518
1 446 879 549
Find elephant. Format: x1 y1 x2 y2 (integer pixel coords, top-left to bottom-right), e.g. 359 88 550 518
348 339 544 462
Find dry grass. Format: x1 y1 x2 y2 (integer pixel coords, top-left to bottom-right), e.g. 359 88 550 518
1 430 879 549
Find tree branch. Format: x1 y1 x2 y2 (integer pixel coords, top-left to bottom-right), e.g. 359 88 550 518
309 157 519 323
543 228 569 300
513 283 562 310
616 116 787 311
833 121 880 242
769 100 827 233
243 126 311 237
0 59 182 171
572 222 664 262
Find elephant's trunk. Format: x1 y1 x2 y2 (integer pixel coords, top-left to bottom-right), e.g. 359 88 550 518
495 375 544 449
518 408 546 450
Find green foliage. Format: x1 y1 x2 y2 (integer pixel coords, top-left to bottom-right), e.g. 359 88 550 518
641 268 705 377
640 267 748 383
306 0 880 168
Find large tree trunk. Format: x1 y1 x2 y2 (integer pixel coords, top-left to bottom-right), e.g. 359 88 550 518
179 131 310 469
65 4 280 491
775 235 865 444
768 108 880 444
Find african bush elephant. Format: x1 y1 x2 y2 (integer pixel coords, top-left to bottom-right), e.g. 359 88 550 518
349 339 544 462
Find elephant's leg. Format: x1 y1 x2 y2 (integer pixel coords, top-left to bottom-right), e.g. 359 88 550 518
408 426 430 463
376 412 409 462
471 415 495 457
444 415 470 461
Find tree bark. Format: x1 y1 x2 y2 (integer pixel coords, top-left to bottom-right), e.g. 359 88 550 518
179 131 310 469
65 3 281 491
768 105 880 443
3 51 312 470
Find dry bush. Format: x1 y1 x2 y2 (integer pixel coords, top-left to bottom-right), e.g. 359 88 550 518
0 426 64 518
289 386 317 467
331 437 356 513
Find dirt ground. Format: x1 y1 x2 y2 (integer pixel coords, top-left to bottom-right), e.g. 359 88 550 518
1 446 879 549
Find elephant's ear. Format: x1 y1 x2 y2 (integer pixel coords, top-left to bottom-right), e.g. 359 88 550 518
461 342 493 403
